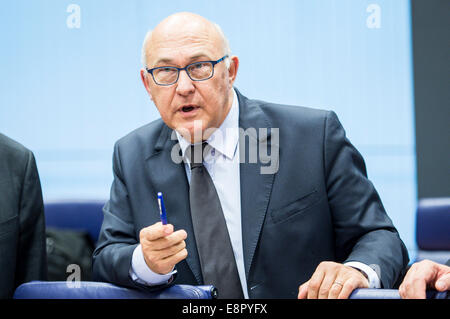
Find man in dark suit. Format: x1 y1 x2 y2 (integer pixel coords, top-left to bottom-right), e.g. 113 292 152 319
93 12 409 299
0 134 47 298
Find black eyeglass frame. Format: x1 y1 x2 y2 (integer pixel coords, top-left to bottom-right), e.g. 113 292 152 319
145 55 229 86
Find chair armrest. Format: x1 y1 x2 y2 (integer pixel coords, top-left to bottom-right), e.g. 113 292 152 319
350 288 448 299
349 288 400 299
13 281 217 299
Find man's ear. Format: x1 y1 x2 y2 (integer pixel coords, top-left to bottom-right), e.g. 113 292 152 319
228 56 239 86
140 69 153 101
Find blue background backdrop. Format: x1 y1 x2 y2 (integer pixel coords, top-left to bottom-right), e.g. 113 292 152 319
0 1 417 256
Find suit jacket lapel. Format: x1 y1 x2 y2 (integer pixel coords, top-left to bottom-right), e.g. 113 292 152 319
236 90 278 279
145 125 203 284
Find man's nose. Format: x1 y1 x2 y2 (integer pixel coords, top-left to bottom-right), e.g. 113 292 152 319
176 70 195 96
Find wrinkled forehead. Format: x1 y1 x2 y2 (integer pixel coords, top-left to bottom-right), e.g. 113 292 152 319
146 18 224 66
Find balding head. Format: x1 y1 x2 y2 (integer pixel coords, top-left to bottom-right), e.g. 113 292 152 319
141 12 231 68
139 12 239 143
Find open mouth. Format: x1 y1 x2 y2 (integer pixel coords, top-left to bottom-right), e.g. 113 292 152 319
182 105 196 112
179 105 199 114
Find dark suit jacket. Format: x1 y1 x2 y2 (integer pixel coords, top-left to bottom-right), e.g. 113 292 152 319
0 134 47 298
93 89 409 298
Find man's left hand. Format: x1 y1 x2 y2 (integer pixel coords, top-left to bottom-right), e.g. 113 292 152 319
298 261 369 299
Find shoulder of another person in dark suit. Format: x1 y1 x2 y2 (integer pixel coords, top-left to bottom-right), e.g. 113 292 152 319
0 133 35 175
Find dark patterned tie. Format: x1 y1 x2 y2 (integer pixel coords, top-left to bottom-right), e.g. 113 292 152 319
188 142 244 299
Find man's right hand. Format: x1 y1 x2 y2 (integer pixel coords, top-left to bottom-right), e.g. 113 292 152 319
139 222 188 275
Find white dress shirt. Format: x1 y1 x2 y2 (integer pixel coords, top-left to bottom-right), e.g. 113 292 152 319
130 89 381 296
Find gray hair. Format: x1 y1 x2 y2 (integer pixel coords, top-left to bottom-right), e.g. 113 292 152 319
141 22 231 69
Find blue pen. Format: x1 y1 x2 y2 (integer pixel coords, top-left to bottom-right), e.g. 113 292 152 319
157 192 168 225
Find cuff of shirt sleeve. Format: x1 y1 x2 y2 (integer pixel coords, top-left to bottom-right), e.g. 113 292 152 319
129 244 176 286
344 261 381 289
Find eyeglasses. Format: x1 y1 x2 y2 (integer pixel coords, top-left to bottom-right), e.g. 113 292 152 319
146 55 229 86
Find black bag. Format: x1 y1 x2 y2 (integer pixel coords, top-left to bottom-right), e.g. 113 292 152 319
45 227 95 281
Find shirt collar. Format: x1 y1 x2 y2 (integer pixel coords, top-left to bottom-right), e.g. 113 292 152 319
176 89 240 161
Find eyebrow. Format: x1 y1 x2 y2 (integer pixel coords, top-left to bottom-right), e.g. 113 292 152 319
153 54 212 67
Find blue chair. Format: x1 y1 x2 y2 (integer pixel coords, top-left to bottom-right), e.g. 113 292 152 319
44 201 105 243
13 281 217 299
415 198 450 264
